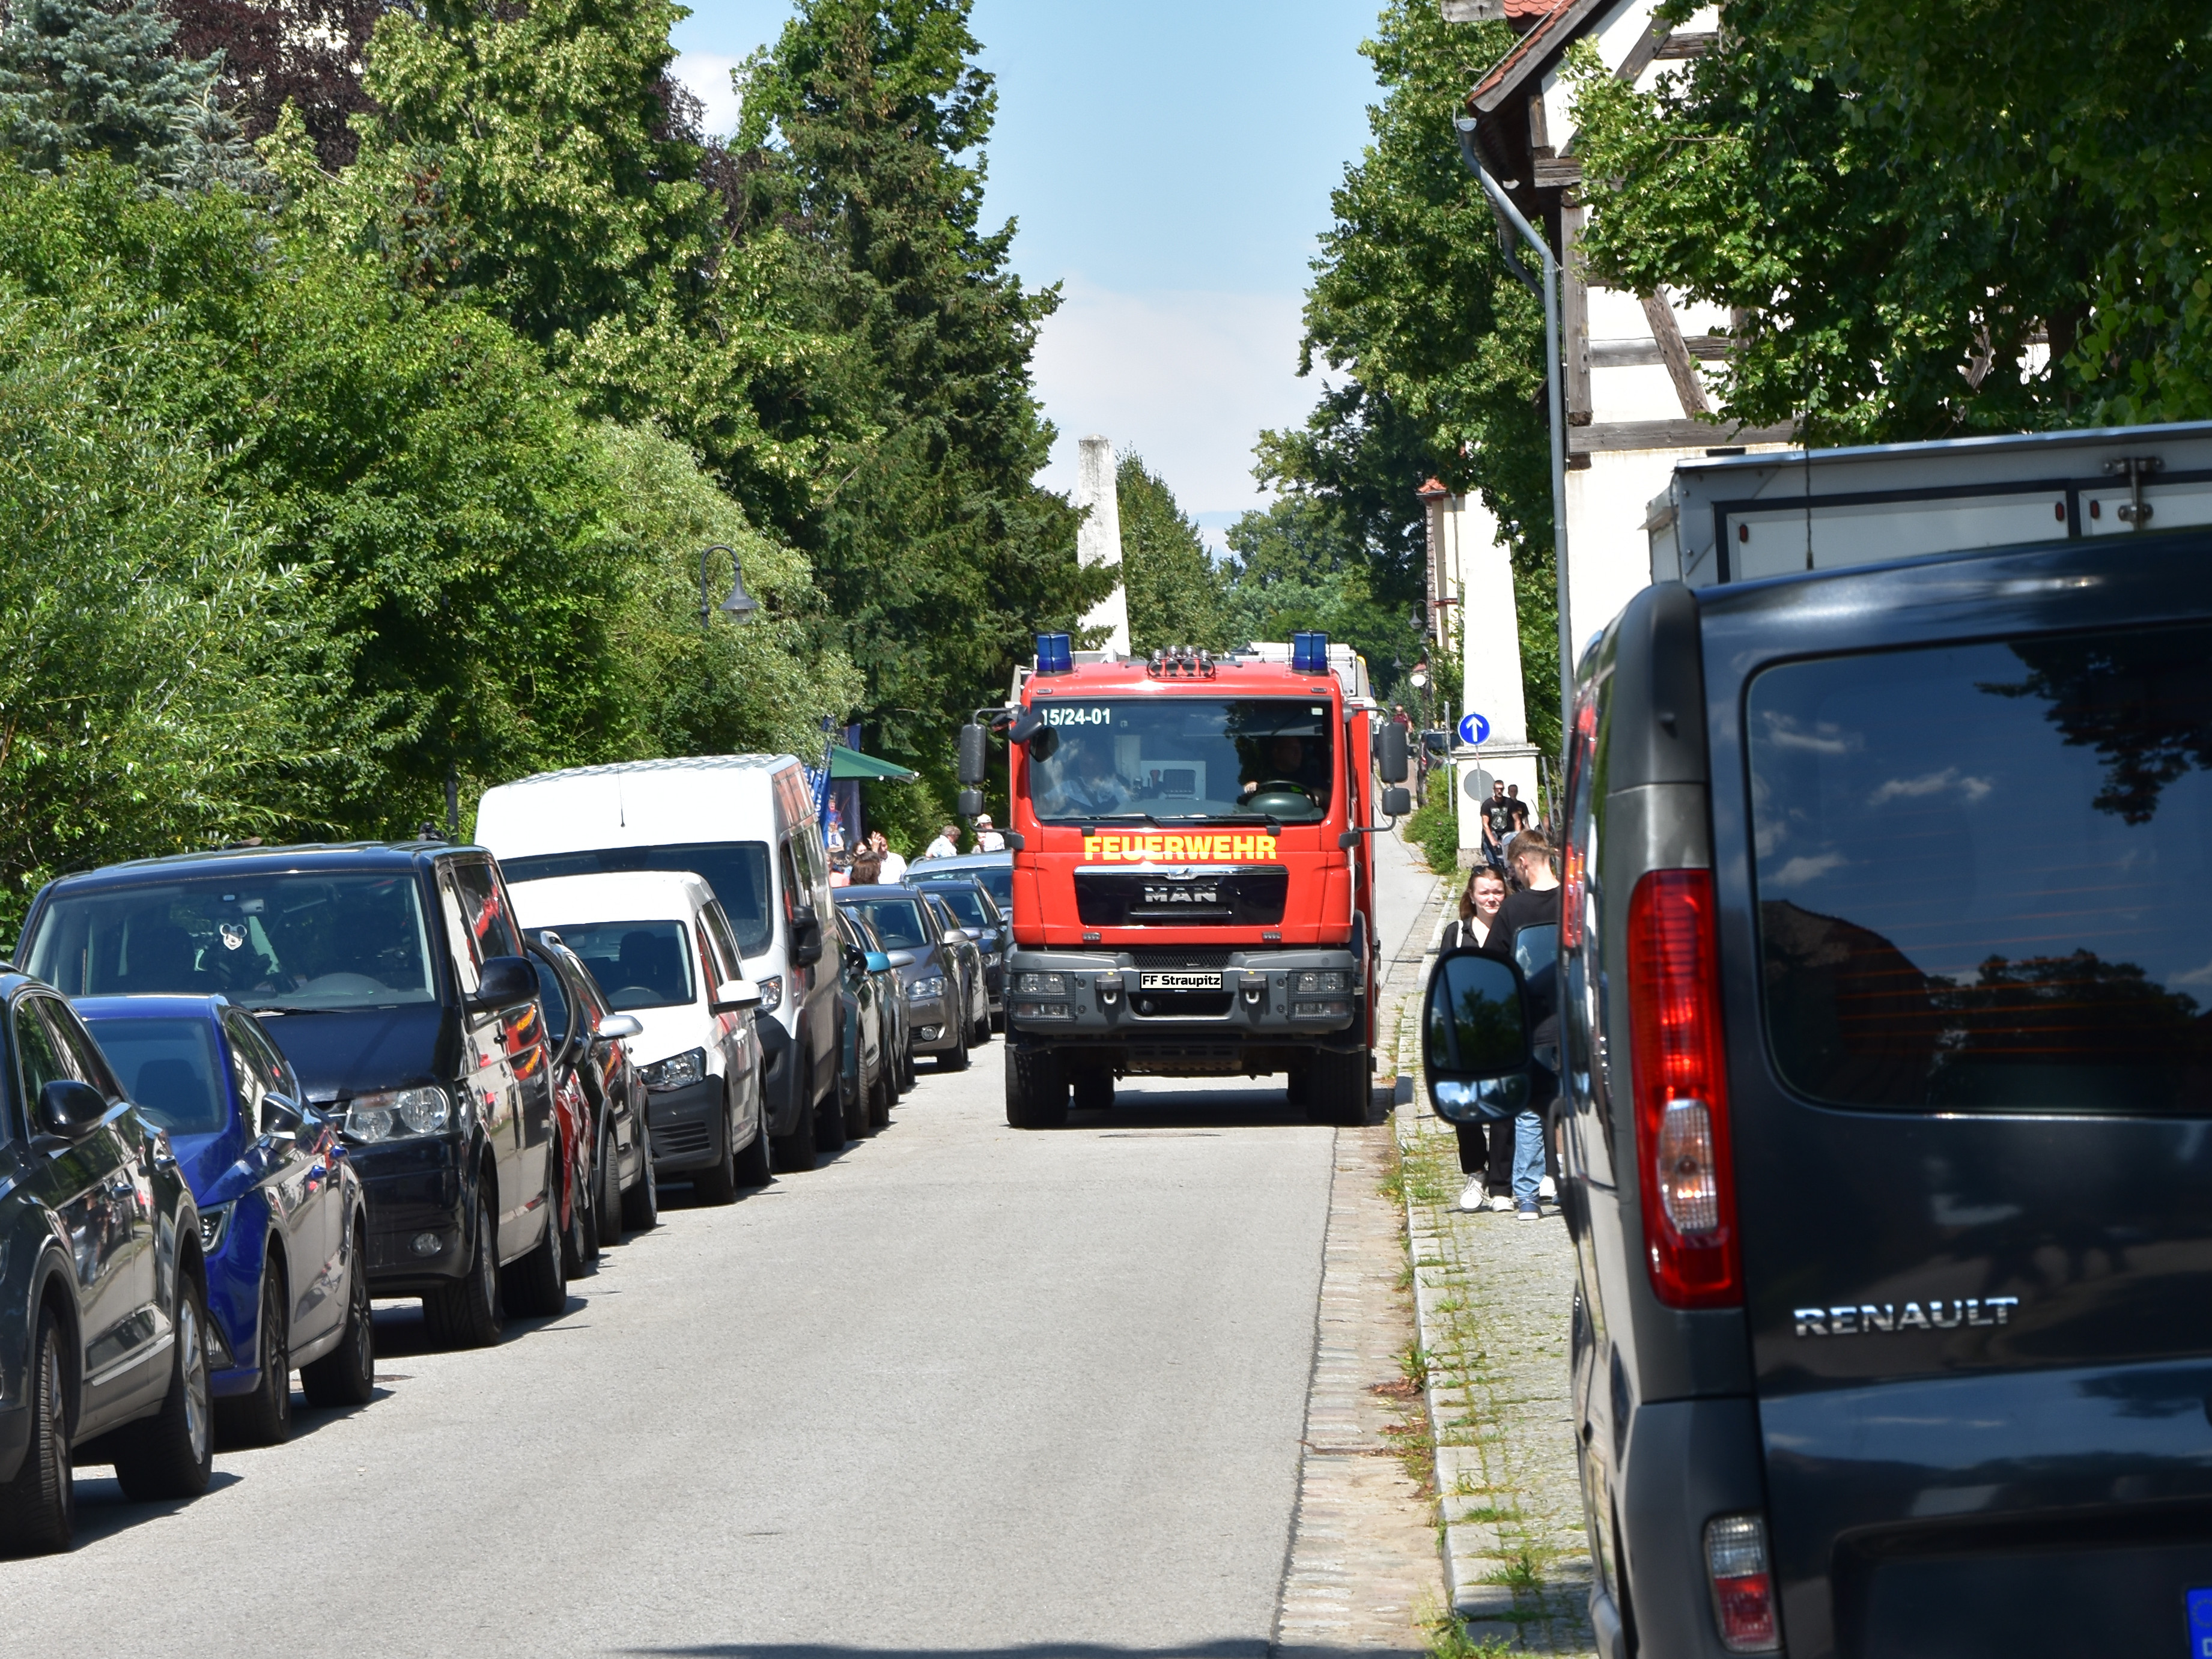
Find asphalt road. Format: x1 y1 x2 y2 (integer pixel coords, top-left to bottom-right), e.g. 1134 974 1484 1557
7 826 1445 1658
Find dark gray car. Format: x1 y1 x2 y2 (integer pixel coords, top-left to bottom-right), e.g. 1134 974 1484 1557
837 886 977 1072
910 873 1008 1027
1425 533 2212 1658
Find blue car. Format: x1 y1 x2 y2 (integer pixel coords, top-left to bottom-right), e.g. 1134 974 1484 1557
74 996 374 1446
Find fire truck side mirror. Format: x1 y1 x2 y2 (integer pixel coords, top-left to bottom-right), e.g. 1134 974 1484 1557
1381 786 1412 819
956 722 989 785
956 788 985 818
1378 723 1411 784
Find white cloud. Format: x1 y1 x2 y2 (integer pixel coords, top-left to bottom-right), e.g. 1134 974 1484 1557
1868 767 1994 808
2171 957 2212 989
672 51 746 139
1027 279 1313 543
1767 851 1849 889
1759 712 1859 755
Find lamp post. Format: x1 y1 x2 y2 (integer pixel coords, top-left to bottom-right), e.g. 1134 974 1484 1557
699 544 761 636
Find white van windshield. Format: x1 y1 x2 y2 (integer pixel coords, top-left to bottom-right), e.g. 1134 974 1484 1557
501 842 773 958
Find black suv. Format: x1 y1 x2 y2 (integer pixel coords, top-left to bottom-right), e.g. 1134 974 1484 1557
1426 533 2212 1657
19 842 566 1351
0 971 211 1552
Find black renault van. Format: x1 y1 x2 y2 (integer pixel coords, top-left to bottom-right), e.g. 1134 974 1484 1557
20 842 565 1349
1426 530 2212 1657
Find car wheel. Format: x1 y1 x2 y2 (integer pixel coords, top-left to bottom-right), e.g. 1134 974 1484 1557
622 1117 661 1230
693 1093 740 1205
506 1154 570 1318
842 1053 870 1139
301 1222 374 1409
217 1265 292 1448
556 1134 594 1278
594 1118 622 1250
1005 1048 1068 1128
425 1190 504 1348
940 1011 971 1072
898 1038 916 1093
868 1064 892 1132
813 1063 848 1154
112 1275 213 1502
0 1308 74 1553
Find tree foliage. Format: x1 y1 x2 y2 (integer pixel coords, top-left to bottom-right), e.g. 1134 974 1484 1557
1117 451 1227 654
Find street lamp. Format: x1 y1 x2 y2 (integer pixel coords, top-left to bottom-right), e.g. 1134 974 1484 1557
699 543 761 636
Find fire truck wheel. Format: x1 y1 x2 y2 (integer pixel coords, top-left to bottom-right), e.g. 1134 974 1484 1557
1304 1046 1371 1127
1070 1069 1114 1114
1006 1050 1069 1129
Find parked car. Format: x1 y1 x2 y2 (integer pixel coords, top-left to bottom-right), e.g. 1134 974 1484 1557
526 929 655 1241
476 756 843 1171
910 850 1012 920
908 872 1009 1028
832 910 892 1136
921 891 993 1050
76 995 374 1447
1424 538 2212 1658
19 842 568 1351
837 886 974 1072
0 974 211 1553
843 906 914 1094
508 872 768 1203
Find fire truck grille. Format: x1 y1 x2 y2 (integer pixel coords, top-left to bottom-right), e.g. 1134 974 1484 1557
1074 866 1289 927
1122 948 1235 970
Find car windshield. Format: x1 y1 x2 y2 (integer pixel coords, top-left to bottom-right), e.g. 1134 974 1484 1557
917 884 991 929
544 920 696 1011
1749 622 2212 1112
502 842 773 958
1023 698 1335 823
846 898 928 950
80 1016 228 1135
970 866 1013 912
26 873 437 1010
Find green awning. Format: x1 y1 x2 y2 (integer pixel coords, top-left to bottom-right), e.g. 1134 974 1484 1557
828 747 918 782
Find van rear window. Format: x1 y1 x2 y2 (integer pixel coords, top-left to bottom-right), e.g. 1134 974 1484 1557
1748 624 2212 1112
501 843 772 959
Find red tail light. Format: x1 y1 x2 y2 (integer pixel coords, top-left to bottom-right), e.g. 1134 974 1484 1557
1626 868 1742 1308
1704 1514 1780 1651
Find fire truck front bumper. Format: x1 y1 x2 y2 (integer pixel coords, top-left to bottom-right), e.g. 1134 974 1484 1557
1003 947 1363 1061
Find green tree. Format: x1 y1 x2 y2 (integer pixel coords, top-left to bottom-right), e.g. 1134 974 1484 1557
1264 0 1555 750
1116 452 1227 654
735 0 1111 786
1221 497 1427 702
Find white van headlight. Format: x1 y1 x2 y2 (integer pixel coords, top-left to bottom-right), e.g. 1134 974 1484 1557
640 1048 706 1090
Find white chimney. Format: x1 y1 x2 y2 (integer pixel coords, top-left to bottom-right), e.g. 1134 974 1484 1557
1074 434 1131 657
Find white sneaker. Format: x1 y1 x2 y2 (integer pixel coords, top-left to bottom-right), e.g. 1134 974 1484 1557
1539 1174 1557 1202
1458 1175 1487 1212
1490 1192 1519 1213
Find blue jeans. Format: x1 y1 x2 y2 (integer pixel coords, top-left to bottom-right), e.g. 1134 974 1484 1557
1513 1109 1545 1207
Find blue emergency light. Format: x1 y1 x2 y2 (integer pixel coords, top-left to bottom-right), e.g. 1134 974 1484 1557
1035 632 1074 675
1291 631 1331 675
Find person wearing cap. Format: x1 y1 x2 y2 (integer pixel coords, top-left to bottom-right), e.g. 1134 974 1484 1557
973 814 1006 853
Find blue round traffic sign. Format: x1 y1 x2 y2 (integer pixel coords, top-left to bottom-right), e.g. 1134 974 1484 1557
1457 711 1490 745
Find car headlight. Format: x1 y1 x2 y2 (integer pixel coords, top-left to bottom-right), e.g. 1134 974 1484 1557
198 1201 233 1254
344 1085 451 1142
755 975 783 1014
909 976 946 1000
639 1048 707 1090
1016 972 1067 995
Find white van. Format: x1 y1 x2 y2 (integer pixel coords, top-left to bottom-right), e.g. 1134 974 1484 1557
507 871 768 1202
475 756 842 1171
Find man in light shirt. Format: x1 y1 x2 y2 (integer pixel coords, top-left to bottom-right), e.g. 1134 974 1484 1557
871 830 908 882
973 814 1006 853
922 823 959 860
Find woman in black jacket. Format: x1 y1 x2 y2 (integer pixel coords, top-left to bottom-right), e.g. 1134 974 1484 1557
1445 866 1508 1210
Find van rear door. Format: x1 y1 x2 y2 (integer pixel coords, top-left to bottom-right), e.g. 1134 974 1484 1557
1709 556 2212 1658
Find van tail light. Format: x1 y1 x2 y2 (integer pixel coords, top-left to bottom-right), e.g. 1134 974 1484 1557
1626 868 1742 1308
1704 1513 1781 1651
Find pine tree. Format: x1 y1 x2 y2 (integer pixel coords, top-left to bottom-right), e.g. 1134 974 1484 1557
0 0 256 188
1116 452 1227 654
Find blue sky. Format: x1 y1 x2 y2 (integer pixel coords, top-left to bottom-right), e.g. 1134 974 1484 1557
671 2 1384 545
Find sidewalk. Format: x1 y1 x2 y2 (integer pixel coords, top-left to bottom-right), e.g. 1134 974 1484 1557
1387 879 1597 1656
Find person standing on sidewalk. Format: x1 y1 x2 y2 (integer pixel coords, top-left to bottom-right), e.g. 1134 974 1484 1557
922 823 959 861
1442 866 1509 1211
1483 831 1561 1219
1479 780 1518 871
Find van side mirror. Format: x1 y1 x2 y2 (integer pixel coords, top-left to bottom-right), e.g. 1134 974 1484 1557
711 978 762 1015
38 1078 108 1137
595 1013 643 1041
1378 723 1411 784
1423 948 1534 1123
472 954 539 1010
1381 786 1412 818
957 722 989 786
956 788 985 818
789 910 823 966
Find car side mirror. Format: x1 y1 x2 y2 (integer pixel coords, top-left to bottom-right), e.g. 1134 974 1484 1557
1423 948 1534 1123
711 978 762 1015
595 1013 643 1041
957 721 989 786
1381 786 1412 818
886 950 917 969
260 1093 303 1144
38 1077 108 1137
865 950 891 972
1378 722 1411 784
789 910 823 966
472 954 539 1010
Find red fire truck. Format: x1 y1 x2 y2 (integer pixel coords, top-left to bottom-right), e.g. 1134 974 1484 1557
957 631 1412 1128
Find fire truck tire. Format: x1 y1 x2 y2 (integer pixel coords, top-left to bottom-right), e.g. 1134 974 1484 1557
1304 1046 1371 1127
1070 1069 1114 1114
1006 1050 1069 1129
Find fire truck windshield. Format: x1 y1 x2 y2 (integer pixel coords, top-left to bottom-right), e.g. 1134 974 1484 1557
1025 699 1335 824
